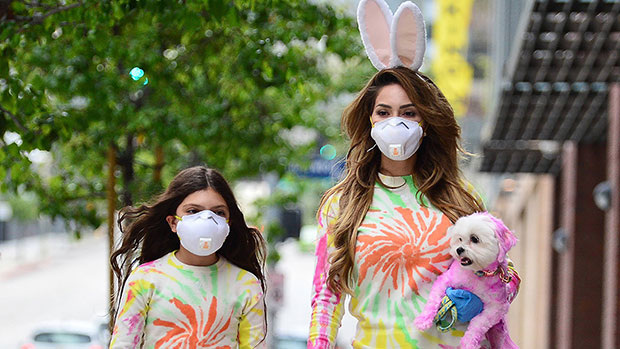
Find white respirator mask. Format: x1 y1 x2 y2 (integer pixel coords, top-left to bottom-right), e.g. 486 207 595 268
370 116 424 161
174 210 230 256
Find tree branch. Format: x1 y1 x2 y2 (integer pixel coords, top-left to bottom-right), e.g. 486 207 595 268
10 2 83 29
23 1 56 11
0 104 29 133
29 2 82 25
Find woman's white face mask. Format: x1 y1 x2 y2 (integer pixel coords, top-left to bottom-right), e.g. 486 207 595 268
370 116 424 161
175 210 230 256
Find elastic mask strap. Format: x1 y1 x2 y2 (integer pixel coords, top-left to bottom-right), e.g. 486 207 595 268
367 116 377 153
175 214 229 224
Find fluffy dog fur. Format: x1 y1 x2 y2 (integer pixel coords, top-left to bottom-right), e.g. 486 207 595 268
414 212 518 349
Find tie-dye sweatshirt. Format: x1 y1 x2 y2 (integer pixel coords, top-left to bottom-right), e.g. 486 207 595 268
110 251 265 348
309 173 479 349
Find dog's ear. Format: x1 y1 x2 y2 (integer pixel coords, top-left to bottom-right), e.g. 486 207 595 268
477 212 517 263
501 228 518 251
492 217 517 263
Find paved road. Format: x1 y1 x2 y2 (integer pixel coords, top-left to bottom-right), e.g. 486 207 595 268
0 233 109 348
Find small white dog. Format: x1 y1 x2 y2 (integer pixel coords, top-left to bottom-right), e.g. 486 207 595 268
414 212 519 349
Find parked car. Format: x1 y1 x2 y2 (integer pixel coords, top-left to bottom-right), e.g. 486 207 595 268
19 320 106 349
273 334 308 349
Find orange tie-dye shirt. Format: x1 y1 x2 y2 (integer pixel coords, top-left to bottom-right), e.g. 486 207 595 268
111 252 265 348
309 174 476 348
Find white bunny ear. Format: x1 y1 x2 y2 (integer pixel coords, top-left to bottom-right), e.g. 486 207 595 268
391 1 426 70
357 0 393 70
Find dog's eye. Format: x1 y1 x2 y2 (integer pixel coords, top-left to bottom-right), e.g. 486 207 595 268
470 235 479 243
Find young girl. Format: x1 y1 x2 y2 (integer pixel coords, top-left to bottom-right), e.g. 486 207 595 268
110 166 266 348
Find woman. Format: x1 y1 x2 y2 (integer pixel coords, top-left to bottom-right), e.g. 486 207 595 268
308 67 486 348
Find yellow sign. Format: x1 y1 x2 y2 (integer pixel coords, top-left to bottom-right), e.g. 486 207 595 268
431 0 475 117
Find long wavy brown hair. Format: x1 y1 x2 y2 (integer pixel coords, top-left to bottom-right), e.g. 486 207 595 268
320 67 485 294
110 166 266 326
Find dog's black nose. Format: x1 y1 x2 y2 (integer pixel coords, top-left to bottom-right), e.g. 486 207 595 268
456 247 464 255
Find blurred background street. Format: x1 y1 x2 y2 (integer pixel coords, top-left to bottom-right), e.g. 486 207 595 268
0 232 108 348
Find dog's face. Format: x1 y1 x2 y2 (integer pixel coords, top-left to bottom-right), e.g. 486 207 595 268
448 214 500 271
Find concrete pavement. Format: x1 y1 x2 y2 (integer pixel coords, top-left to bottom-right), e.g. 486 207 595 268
0 232 109 348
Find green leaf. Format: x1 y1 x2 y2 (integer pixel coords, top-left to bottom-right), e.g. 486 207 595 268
11 2 27 13
0 0 363 259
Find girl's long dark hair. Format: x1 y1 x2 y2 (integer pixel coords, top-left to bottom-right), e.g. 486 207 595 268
110 166 266 326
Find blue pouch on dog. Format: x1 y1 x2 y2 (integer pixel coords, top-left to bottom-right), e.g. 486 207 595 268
446 287 484 322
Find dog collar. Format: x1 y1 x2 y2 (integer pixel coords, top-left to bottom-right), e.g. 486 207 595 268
475 265 513 284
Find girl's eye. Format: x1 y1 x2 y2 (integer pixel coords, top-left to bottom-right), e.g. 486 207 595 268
402 110 417 117
471 235 479 244
377 110 390 116
215 210 227 217
187 209 200 214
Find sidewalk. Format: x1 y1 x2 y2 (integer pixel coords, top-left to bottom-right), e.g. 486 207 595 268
0 231 101 281
274 239 356 347
0 232 109 348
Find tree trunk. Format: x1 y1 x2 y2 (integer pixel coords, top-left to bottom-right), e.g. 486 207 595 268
154 145 164 184
106 144 117 328
119 134 135 207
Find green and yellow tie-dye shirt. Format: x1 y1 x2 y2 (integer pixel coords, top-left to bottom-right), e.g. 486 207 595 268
309 173 480 349
111 251 265 348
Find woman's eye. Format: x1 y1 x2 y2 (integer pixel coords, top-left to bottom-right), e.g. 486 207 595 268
187 209 199 214
377 110 389 116
215 210 227 217
402 110 417 117
471 235 479 244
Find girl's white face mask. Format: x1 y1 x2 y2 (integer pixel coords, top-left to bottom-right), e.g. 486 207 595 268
370 116 424 161
175 210 229 256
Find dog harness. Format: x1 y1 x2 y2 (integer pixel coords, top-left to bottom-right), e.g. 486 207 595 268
475 265 512 282
474 262 522 302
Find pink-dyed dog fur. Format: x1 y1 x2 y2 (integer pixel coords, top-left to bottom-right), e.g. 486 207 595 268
414 212 519 349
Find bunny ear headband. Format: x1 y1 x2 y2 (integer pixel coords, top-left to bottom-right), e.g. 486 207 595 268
357 0 426 71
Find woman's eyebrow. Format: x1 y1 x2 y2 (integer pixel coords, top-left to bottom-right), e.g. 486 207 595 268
375 103 393 109
399 103 415 109
210 204 229 211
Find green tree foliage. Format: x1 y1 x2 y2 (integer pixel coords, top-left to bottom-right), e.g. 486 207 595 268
0 0 370 231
